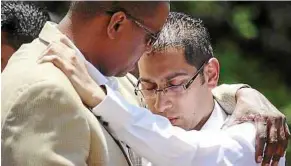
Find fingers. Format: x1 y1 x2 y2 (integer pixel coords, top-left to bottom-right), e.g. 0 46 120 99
271 155 281 166
269 117 290 166
39 39 75 58
277 119 287 157
257 116 289 166
262 152 273 166
38 54 74 75
285 122 291 140
59 35 74 49
255 116 268 163
269 118 285 166
262 118 280 165
263 117 285 166
37 42 76 76
38 40 78 64
38 41 66 61
57 37 88 69
262 138 274 165
281 122 290 154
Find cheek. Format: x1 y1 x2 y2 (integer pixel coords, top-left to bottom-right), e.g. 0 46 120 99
146 100 158 114
130 44 144 62
176 91 200 115
129 38 146 59
174 96 198 130
118 39 145 69
175 97 194 115
128 31 147 55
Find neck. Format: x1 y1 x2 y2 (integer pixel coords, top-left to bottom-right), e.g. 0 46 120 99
57 13 103 70
193 99 215 130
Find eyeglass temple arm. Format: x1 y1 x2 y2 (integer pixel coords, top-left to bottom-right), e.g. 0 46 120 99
184 62 207 89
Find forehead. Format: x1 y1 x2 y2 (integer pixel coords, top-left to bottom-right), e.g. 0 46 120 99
138 47 196 80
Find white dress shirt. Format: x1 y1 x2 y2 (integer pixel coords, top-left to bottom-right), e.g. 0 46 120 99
47 22 285 166
92 86 285 166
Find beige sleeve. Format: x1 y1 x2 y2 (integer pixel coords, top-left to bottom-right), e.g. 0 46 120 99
2 81 90 166
212 84 250 114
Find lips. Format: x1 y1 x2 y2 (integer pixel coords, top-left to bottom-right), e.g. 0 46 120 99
168 117 179 125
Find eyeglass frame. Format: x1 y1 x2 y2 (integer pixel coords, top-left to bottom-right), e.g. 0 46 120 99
105 8 159 46
134 60 209 99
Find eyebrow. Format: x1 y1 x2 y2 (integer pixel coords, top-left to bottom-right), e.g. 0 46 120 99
139 72 189 84
139 78 155 84
165 72 189 80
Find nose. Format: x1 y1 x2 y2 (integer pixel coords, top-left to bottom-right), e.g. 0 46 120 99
154 92 172 114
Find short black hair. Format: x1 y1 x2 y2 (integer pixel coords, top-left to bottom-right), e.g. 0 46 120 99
152 12 214 69
1 1 50 49
70 1 166 19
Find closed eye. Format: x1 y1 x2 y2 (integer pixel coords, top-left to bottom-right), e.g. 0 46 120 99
168 79 188 86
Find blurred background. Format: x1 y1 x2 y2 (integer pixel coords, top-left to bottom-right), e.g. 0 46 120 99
15 1 291 163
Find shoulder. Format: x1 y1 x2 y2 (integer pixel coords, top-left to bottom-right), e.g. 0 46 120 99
2 61 85 127
3 79 85 121
1 79 91 166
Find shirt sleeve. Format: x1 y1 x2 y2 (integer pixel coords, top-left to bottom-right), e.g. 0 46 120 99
212 84 251 115
92 85 263 166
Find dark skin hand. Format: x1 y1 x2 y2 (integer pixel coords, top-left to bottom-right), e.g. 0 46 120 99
224 88 290 166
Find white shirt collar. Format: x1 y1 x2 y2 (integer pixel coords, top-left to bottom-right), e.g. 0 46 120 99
200 100 228 131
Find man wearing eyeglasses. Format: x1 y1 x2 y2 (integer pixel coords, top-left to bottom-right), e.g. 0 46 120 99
36 10 289 166
133 12 287 165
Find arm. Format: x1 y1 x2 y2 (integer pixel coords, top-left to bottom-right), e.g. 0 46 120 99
212 83 250 114
2 81 90 166
213 84 290 164
92 85 257 166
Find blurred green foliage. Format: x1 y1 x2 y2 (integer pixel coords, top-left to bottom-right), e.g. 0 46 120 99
172 1 291 164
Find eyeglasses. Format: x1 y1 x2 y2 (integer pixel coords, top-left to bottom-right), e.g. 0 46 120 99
135 61 208 99
106 9 159 46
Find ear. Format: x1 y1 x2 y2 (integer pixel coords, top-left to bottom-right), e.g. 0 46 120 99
204 58 220 89
107 11 127 40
